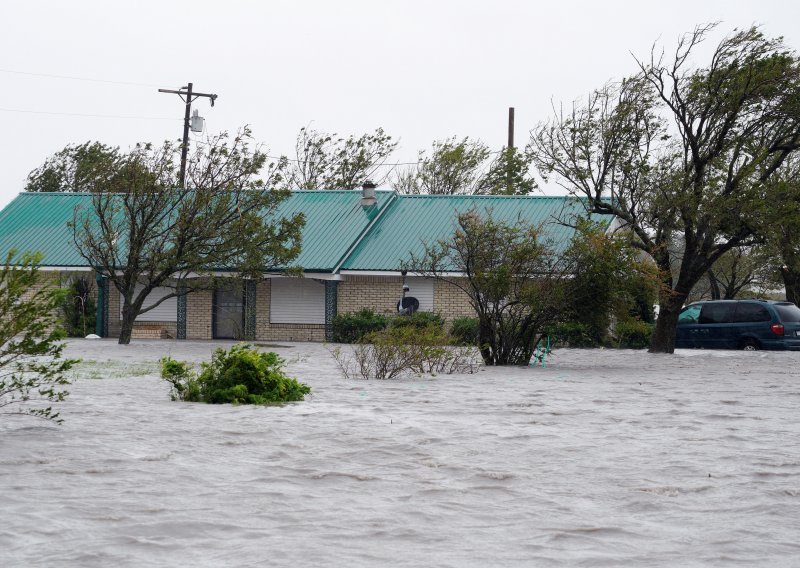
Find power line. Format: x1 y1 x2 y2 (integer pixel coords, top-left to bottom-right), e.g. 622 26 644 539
0 68 162 88
0 107 180 121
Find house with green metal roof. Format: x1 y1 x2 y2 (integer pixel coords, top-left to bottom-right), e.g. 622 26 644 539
0 187 613 342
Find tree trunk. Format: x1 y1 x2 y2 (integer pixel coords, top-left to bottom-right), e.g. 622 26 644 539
782 266 800 305
649 293 688 354
118 301 137 345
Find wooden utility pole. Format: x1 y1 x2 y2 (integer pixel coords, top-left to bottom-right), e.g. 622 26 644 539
508 107 515 149
158 83 218 186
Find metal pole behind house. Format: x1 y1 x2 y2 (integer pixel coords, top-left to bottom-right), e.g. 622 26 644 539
508 107 515 149
179 83 193 187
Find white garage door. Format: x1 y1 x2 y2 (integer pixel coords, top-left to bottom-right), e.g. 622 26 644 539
120 285 177 322
406 277 434 312
270 278 325 324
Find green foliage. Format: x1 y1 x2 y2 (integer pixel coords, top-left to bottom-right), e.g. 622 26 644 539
395 137 491 195
389 311 445 331
330 325 479 379
450 316 480 345
0 252 77 423
614 320 654 349
65 128 304 344
546 322 598 348
331 309 389 343
284 126 397 190
161 344 310 405
477 147 537 195
25 141 120 193
562 221 658 344
409 210 570 365
59 276 96 337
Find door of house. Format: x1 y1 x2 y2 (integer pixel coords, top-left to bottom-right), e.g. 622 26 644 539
213 285 244 339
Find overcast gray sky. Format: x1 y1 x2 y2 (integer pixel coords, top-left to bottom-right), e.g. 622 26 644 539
2 0 799 208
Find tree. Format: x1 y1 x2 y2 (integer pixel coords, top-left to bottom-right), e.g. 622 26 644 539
476 147 538 195
25 141 120 193
529 25 800 353
0 252 76 423
70 129 305 344
59 275 97 337
283 126 397 190
561 221 658 343
408 210 568 365
395 137 491 195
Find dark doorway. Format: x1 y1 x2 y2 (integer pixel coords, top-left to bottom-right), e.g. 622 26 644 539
213 285 244 339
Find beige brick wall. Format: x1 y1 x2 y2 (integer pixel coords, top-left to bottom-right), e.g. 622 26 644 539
337 275 476 324
186 289 213 340
337 276 404 316
434 278 475 322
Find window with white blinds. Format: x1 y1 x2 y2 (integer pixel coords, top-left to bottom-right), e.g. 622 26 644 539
270 278 325 324
119 286 177 322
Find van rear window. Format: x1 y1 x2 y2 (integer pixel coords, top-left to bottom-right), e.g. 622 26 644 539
775 303 800 323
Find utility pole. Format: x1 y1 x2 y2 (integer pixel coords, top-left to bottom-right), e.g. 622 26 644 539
508 107 515 149
158 83 218 186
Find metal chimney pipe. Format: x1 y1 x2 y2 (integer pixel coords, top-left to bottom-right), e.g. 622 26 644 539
361 180 377 207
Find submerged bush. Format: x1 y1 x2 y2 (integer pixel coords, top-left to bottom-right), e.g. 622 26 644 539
161 344 310 404
389 311 445 331
546 322 598 348
614 320 654 349
330 324 479 380
450 316 480 345
331 309 388 343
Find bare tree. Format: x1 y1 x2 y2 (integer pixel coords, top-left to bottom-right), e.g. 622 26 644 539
71 129 305 344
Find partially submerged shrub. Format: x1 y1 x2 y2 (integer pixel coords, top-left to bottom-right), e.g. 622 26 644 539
546 322 598 348
161 344 310 404
450 316 480 345
331 309 388 343
389 311 445 331
330 324 480 379
60 276 96 337
614 320 654 349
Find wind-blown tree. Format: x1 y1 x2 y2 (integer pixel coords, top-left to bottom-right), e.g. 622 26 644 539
529 25 800 353
25 141 120 193
395 138 536 195
0 252 76 423
408 210 569 365
395 137 491 195
70 129 305 344
283 126 397 190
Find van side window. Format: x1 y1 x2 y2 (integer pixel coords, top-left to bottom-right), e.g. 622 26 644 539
699 303 735 324
733 303 771 323
678 305 702 323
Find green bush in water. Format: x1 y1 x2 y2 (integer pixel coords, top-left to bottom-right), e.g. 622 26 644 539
331 309 389 343
389 311 445 331
450 316 480 345
161 344 310 404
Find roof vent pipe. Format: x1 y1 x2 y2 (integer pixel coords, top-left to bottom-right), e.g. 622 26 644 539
361 180 377 207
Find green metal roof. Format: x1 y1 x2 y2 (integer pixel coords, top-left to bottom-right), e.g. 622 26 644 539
270 190 394 271
0 191 612 273
0 190 396 271
0 192 89 266
340 194 612 271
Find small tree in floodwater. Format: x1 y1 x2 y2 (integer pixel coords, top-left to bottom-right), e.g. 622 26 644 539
408 210 570 365
0 252 77 423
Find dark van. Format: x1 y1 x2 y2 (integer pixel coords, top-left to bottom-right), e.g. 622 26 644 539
676 300 800 351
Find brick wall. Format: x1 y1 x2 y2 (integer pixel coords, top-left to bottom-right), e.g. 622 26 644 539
434 278 475 322
186 289 213 340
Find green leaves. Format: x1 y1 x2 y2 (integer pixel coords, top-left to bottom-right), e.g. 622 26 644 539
0 252 77 423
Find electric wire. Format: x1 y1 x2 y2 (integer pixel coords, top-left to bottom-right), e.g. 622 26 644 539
0 68 163 88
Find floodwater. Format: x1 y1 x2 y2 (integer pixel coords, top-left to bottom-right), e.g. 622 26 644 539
2 340 800 567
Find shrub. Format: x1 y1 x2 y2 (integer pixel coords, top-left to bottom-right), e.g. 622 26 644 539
60 276 96 337
389 311 445 331
330 324 480 379
161 344 310 404
547 322 598 348
450 316 480 345
331 309 388 343
614 320 654 349
0 252 77 423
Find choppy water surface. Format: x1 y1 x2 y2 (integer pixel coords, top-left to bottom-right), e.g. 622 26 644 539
2 340 800 567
